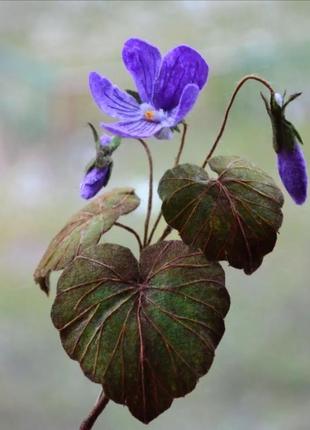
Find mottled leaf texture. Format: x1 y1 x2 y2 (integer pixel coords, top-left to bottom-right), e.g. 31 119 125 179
158 157 284 274
34 188 140 294
51 241 230 423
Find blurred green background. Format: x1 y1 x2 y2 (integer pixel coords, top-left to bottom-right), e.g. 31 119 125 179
1 1 309 429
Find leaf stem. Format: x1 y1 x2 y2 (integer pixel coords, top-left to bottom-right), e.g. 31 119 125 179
157 225 172 243
114 222 143 250
146 210 162 245
147 123 188 245
80 389 109 430
138 138 153 247
174 122 188 166
201 74 274 168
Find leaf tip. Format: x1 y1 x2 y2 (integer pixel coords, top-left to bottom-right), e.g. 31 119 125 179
34 272 50 296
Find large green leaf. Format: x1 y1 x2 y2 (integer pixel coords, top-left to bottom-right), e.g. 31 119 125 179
158 156 284 274
51 241 230 423
34 188 140 294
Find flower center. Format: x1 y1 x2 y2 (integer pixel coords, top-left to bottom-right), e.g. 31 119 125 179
140 103 169 124
144 110 155 121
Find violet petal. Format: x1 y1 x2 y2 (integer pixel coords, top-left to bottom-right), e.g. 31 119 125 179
101 119 162 138
89 72 141 120
153 45 209 111
277 144 308 205
155 127 173 140
122 38 161 103
99 135 113 147
80 165 111 200
169 83 200 125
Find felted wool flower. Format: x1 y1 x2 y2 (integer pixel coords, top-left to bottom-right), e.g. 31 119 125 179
80 164 112 200
262 92 307 205
80 132 119 200
277 143 307 205
89 38 209 140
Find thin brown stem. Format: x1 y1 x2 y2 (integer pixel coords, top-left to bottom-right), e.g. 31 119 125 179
80 389 109 430
138 138 153 247
157 225 172 243
114 222 143 250
174 122 188 166
146 211 162 245
147 123 188 246
201 74 274 168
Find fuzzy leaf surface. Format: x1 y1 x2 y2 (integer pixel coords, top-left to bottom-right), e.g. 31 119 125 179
51 241 230 423
34 188 140 293
158 157 284 274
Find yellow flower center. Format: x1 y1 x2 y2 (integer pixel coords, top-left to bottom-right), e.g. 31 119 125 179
144 110 155 121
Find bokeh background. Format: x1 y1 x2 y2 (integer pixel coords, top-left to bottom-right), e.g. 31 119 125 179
1 1 309 429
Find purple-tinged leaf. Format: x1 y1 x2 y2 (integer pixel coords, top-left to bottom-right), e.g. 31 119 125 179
51 241 229 423
158 157 284 274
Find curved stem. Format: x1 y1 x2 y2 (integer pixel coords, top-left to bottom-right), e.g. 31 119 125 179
80 389 109 430
174 122 188 166
201 74 274 168
157 225 172 243
147 123 188 245
114 222 143 251
138 138 153 247
146 210 162 245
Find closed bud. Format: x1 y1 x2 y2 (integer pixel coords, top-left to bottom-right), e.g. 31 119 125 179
80 125 121 199
262 91 307 205
80 162 113 200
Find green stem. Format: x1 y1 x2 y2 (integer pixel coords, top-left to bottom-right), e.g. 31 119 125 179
138 138 154 247
201 74 274 168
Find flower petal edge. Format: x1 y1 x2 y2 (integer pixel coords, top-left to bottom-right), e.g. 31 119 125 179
89 72 141 120
122 38 162 104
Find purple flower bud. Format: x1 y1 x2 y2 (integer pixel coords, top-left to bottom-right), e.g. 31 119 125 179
262 91 308 205
277 143 307 205
100 135 113 147
80 164 112 200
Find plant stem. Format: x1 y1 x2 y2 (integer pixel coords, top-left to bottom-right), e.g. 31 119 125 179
80 389 109 430
174 122 188 166
201 74 274 168
114 222 143 250
147 123 188 245
146 210 162 245
138 138 153 247
157 225 172 243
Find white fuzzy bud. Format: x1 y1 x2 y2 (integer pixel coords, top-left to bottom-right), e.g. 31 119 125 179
274 93 283 107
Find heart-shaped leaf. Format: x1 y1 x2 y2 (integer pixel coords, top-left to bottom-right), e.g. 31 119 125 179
158 157 284 274
34 187 140 294
51 240 230 423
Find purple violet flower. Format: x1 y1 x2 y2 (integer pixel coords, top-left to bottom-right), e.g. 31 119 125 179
277 144 307 205
262 91 308 205
89 38 209 140
80 132 117 200
80 164 112 200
